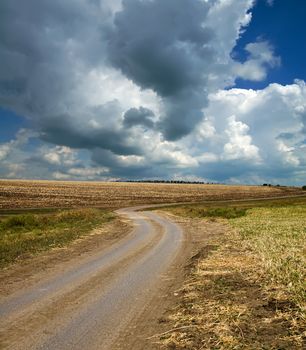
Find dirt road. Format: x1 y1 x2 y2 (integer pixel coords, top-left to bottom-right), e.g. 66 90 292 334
0 208 185 349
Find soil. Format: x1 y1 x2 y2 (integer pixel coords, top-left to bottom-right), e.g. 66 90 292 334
0 218 132 297
0 206 225 350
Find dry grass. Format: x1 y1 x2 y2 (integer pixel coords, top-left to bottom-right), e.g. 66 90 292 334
159 199 306 349
0 180 300 210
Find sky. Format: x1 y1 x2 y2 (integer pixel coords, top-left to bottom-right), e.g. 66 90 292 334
0 0 305 185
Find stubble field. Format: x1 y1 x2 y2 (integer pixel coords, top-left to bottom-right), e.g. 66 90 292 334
0 180 302 210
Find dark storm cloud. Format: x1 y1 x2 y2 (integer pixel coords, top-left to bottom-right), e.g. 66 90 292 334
92 148 168 179
194 159 260 182
123 107 155 129
107 0 215 140
0 0 102 114
107 0 212 96
92 149 145 177
39 113 142 156
158 90 207 139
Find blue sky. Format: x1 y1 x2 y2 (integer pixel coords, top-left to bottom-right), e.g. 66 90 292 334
234 0 306 89
0 0 305 184
0 108 28 141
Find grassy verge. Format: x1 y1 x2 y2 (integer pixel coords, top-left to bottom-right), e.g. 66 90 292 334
159 199 306 349
0 208 114 268
230 206 305 310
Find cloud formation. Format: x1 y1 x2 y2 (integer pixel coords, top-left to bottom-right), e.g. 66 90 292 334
107 0 216 139
0 0 305 184
234 41 281 81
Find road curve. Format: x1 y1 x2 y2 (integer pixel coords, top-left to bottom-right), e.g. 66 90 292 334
0 207 184 350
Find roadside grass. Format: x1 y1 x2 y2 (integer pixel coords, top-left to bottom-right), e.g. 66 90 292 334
159 199 306 349
159 194 306 214
230 206 306 310
166 206 247 219
0 208 114 268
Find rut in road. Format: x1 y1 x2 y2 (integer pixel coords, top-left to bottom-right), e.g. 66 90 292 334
0 208 184 350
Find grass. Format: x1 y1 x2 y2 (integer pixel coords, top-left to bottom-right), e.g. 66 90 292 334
0 208 114 267
165 206 247 219
230 206 306 308
159 198 306 349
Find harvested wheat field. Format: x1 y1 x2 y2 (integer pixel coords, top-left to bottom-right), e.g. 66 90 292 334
0 180 303 210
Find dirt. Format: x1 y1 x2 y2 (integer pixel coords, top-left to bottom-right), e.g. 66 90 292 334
0 205 227 350
112 212 227 350
0 209 202 349
0 217 132 297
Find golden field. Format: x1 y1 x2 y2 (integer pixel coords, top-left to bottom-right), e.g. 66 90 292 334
0 180 302 210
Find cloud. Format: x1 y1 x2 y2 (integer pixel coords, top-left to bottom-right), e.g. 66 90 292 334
191 80 306 183
0 0 258 150
0 0 305 185
1 78 306 184
107 0 213 96
0 128 35 161
0 129 37 178
0 144 10 161
53 166 109 181
223 115 261 161
234 41 281 81
106 0 216 139
206 0 254 63
0 133 111 181
42 146 78 166
123 107 155 129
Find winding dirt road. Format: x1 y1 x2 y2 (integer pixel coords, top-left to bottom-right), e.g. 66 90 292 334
0 208 185 349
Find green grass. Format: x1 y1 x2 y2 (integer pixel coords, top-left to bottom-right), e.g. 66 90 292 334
0 208 114 267
157 194 306 213
168 206 247 219
229 205 306 309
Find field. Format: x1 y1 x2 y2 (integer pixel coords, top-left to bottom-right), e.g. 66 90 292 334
0 180 305 348
0 180 303 210
158 197 306 349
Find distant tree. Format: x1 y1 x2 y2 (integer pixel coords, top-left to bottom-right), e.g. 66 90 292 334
302 185 306 190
